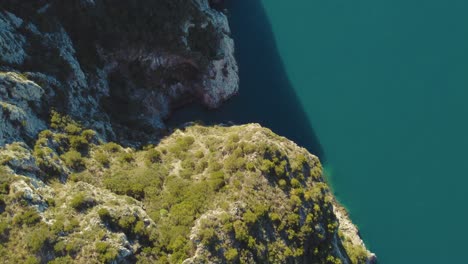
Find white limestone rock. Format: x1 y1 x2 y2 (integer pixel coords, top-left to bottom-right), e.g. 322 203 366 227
0 11 26 65
0 72 47 145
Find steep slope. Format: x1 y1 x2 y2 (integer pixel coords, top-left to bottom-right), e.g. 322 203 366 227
0 115 375 263
0 0 238 145
0 1 376 263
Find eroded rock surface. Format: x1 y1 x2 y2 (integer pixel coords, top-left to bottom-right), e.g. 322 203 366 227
0 0 238 145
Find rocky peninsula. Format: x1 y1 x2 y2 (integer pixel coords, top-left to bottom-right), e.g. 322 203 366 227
0 0 375 263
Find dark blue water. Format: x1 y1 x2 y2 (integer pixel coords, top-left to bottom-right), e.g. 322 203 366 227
171 1 468 262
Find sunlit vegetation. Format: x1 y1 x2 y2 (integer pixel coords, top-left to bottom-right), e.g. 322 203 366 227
0 113 371 263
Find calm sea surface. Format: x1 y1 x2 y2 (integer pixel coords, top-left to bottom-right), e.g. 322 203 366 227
171 1 468 262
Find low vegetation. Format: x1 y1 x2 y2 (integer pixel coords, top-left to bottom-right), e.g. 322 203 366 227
0 112 370 263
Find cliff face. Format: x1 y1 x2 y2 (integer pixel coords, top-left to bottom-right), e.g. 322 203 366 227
0 0 238 145
0 1 376 263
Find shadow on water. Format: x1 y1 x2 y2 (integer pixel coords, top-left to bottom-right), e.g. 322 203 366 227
168 0 325 160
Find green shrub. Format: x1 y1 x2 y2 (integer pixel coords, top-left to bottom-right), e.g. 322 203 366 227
199 227 216 245
170 136 195 156
53 240 66 254
0 182 9 195
310 166 322 179
104 171 146 200
169 203 197 226
326 255 343 264
225 142 237 153
269 212 281 222
70 193 95 211
63 238 81 254
243 210 257 225
24 256 40 264
48 256 74 264
94 151 110 166
195 160 209 174
64 123 82 135
95 241 109 253
246 162 256 171
145 149 161 164
224 156 246 172
118 215 136 230
61 150 85 170
181 158 196 171
142 144 155 151
82 129 97 141
102 142 121 153
260 159 275 174
225 248 239 262
51 219 65 234
118 152 134 163
291 178 301 188
106 166 165 200
208 161 223 172
0 220 10 241
133 220 146 236
33 145 62 178
68 173 81 182
194 150 205 159
243 143 257 155
227 134 240 143
274 162 286 176
50 111 68 130
13 209 41 226
98 208 111 222
345 243 369 264
0 154 12 167
233 220 248 242
50 111 84 135
293 154 307 170
52 134 70 151
64 218 80 232
286 213 300 227
46 198 56 207
27 226 53 253
179 136 195 148
208 171 225 191
95 242 118 263
247 236 257 249
289 195 302 208
179 168 193 180
38 129 53 139
69 135 88 151
278 179 287 188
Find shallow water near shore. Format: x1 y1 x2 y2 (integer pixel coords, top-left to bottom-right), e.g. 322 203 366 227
171 0 468 262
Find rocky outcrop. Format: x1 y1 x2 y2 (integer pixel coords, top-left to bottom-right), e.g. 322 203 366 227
0 11 26 65
0 122 375 263
0 72 47 145
0 0 238 145
334 205 377 264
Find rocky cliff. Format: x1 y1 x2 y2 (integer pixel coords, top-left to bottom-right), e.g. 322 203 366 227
0 1 376 263
0 118 375 263
0 0 238 145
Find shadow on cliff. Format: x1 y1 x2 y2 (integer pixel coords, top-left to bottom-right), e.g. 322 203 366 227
168 0 325 160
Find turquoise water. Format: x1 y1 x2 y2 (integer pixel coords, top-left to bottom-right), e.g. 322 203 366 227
171 1 468 262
